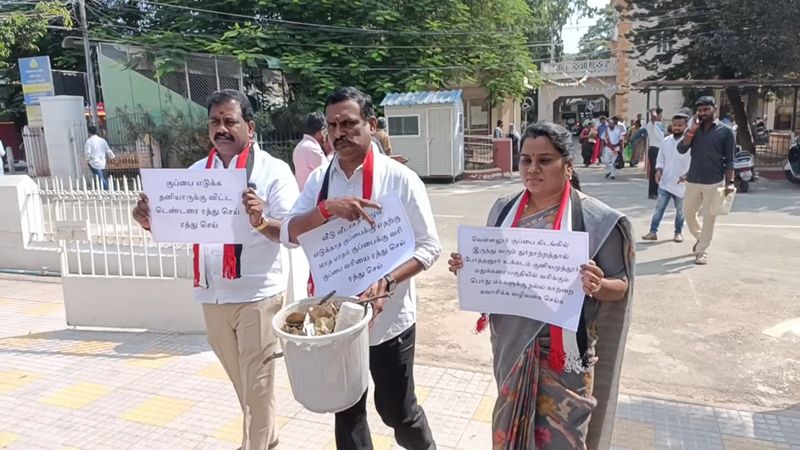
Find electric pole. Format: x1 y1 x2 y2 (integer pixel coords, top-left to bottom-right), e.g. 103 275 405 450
77 0 99 126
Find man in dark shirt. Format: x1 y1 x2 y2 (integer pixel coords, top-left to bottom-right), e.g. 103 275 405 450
676 96 735 265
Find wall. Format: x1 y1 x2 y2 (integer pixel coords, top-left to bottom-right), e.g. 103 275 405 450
0 175 60 272
62 277 204 332
98 53 205 120
384 105 429 176
39 96 85 179
538 80 618 123
460 85 520 134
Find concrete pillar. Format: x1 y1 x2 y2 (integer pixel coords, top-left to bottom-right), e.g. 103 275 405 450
39 96 86 179
0 175 56 272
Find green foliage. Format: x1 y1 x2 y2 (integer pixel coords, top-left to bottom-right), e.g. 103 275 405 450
0 1 72 119
576 7 616 59
627 0 800 149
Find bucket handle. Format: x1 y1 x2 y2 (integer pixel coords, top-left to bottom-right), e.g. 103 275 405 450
261 351 283 365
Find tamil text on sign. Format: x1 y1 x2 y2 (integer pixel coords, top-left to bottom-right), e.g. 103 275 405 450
298 194 415 297
457 225 589 332
140 169 252 244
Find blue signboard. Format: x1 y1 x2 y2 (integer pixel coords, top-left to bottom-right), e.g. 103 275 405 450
19 56 55 106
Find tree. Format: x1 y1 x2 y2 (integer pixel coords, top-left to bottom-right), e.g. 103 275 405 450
0 1 72 120
576 7 616 59
626 0 800 151
82 0 559 108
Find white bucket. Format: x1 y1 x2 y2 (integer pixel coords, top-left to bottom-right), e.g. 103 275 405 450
272 296 373 414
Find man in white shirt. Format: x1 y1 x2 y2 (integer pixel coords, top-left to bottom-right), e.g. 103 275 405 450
85 125 115 190
281 87 440 449
646 108 666 199
133 90 298 450
642 108 692 243
602 117 624 180
292 112 329 190
0 140 5 176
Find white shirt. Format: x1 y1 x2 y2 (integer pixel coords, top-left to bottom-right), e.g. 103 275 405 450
0 140 5 176
85 135 115 170
280 148 441 346
656 134 692 198
602 126 624 149
190 148 299 304
646 120 666 150
292 134 328 191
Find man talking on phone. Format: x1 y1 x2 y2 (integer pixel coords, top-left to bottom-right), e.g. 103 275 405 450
676 96 735 265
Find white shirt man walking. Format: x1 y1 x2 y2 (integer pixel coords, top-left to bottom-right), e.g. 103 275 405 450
642 108 693 243
602 117 624 180
281 87 440 449
133 90 299 450
85 125 115 190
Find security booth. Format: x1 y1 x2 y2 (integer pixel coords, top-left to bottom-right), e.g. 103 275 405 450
380 90 465 182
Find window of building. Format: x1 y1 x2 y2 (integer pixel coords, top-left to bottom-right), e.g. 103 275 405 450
388 116 420 136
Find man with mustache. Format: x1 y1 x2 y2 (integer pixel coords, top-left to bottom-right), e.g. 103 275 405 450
132 89 298 450
281 87 440 449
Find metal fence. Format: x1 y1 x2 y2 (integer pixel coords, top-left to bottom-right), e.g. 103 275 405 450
33 176 191 279
754 131 794 168
464 135 495 170
258 131 303 169
22 126 50 177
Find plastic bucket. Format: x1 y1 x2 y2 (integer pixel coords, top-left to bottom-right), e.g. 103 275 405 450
272 296 373 414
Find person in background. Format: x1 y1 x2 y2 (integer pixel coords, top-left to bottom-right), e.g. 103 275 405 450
578 121 597 167
592 116 608 165
448 121 634 450
133 89 299 450
494 119 504 138
374 117 393 155
85 125 115 190
677 96 736 265
0 139 5 175
642 108 693 243
292 112 328 190
646 108 665 199
507 123 521 171
628 120 648 167
602 117 624 180
281 87 440 449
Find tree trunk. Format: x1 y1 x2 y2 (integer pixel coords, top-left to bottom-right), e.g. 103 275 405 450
725 86 754 152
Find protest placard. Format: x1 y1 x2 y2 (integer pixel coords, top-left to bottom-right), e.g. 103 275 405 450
298 194 415 297
456 225 589 332
140 169 252 244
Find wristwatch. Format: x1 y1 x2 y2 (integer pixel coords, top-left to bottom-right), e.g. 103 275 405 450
383 274 397 293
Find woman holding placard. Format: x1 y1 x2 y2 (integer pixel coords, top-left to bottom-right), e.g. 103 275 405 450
448 121 635 450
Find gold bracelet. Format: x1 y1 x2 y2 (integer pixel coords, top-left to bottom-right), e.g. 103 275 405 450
254 217 269 231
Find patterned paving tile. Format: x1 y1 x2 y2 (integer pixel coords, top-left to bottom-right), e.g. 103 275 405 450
722 435 790 449
120 396 196 427
0 370 39 394
612 417 657 449
39 382 114 409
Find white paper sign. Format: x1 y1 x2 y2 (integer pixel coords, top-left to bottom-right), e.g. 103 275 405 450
457 225 590 332
140 169 252 244
298 194 415 297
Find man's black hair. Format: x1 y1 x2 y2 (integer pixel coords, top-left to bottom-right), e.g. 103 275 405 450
655 107 663 114
205 89 255 122
87 125 98 135
325 87 374 119
304 112 326 135
497 119 503 126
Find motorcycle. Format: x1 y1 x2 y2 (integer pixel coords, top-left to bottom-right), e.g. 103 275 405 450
732 146 758 193
785 135 800 185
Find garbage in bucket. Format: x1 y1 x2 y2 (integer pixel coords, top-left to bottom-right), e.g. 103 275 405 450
272 296 373 414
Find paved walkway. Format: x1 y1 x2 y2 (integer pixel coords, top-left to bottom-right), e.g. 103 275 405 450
0 275 797 450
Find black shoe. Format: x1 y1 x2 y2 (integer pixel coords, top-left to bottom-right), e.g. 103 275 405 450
610 176 616 180
648 195 657 200
605 173 610 179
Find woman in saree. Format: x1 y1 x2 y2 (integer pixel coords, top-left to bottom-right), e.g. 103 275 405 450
448 121 635 450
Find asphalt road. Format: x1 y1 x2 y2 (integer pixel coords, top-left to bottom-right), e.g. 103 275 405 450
414 163 800 410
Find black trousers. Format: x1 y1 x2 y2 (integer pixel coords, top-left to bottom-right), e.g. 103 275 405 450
335 325 435 450
647 146 660 198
